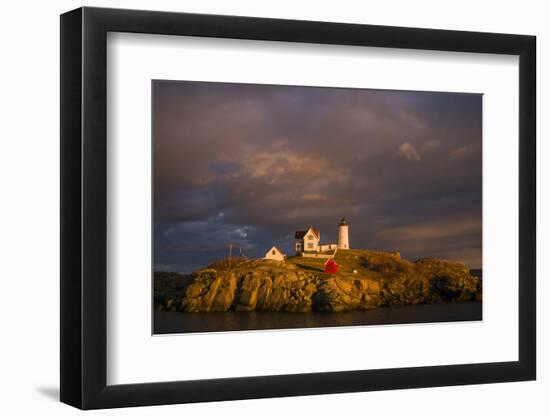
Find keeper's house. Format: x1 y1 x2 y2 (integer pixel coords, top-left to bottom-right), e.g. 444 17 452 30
294 218 350 258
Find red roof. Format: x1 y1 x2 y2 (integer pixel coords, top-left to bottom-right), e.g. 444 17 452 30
295 227 320 239
295 230 307 239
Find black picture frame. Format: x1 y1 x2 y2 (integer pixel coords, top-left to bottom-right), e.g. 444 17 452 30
60 6 536 410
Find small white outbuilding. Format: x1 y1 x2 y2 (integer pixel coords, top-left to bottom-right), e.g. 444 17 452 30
264 246 286 262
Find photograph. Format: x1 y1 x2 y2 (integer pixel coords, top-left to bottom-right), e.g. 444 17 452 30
152 80 483 334
52 3 540 412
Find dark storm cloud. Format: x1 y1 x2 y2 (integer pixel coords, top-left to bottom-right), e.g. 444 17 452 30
153 81 482 272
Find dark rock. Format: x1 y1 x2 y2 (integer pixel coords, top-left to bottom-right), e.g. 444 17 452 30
154 251 481 313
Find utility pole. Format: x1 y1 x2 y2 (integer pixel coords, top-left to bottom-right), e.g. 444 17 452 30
228 243 233 269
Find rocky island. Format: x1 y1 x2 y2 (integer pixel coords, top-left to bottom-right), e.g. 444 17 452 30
154 249 482 313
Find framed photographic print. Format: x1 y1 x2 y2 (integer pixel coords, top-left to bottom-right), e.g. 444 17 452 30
60 6 536 409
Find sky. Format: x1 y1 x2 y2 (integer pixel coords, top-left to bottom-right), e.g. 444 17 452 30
153 80 482 273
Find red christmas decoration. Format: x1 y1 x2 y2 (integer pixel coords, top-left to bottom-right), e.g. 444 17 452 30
324 258 339 274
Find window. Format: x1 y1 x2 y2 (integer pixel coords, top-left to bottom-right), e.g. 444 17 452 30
308 235 314 240
272 250 276 255
307 243 314 249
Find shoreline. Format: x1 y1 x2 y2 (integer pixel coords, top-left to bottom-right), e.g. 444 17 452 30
154 300 482 334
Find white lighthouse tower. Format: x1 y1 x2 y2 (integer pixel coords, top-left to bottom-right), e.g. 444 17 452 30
337 218 350 249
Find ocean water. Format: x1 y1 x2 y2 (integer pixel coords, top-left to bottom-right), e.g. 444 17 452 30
154 301 482 334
